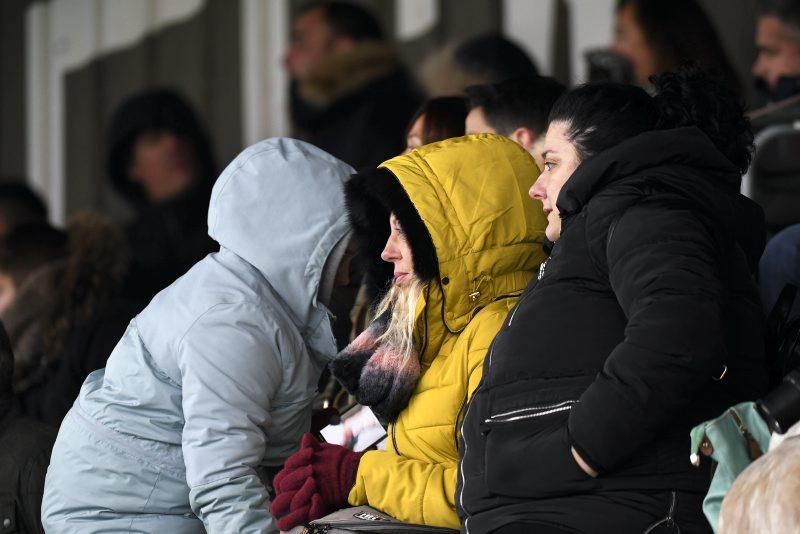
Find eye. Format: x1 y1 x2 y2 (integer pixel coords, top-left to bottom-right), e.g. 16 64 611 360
543 161 554 172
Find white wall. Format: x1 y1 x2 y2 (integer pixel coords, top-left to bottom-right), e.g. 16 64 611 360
569 0 615 84
240 0 289 146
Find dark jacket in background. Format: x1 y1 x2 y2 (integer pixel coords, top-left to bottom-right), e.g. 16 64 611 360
17 298 140 425
0 398 56 534
457 128 769 533
124 182 217 300
13 214 137 425
291 43 422 170
105 88 219 301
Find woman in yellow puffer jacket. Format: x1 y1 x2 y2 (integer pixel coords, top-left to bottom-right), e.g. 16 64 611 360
270 134 547 530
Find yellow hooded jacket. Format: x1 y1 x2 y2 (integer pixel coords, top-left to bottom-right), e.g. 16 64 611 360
347 134 548 528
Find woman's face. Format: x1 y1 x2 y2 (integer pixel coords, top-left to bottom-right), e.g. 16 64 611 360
529 121 581 242
611 3 658 86
404 115 425 154
380 213 415 285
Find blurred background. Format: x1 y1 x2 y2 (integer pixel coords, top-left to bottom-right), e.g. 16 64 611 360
0 0 759 226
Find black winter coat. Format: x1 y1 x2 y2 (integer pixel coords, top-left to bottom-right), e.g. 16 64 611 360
0 399 56 534
457 128 769 533
290 68 422 170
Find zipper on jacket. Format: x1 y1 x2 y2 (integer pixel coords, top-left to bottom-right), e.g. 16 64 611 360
453 393 469 453
484 400 578 425
458 342 494 534
506 265 544 327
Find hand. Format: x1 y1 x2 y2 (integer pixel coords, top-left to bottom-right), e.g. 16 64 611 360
571 446 598 477
270 434 363 530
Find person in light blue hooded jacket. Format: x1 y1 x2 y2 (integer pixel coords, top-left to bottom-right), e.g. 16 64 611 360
41 138 355 533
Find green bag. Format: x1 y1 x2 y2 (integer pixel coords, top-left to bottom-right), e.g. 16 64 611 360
689 401 772 533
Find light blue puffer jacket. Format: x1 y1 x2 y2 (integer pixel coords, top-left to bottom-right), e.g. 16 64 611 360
41 138 354 533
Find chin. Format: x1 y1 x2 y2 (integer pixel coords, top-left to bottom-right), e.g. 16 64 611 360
545 227 561 242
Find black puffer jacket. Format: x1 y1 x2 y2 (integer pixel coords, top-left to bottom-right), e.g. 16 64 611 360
0 398 56 534
457 127 769 532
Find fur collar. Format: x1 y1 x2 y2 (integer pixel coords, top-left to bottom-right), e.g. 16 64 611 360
299 42 401 107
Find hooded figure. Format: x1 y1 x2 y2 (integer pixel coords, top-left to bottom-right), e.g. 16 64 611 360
106 89 219 300
270 134 548 530
42 138 354 533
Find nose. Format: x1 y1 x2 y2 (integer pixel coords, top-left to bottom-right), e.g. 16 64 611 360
381 236 400 263
530 174 547 200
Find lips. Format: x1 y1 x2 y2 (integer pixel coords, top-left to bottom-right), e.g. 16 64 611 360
394 273 409 285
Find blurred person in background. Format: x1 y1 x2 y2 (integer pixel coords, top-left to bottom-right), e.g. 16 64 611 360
0 320 56 534
14 214 133 425
42 139 356 533
752 1 800 317
403 96 468 153
753 0 800 104
0 215 131 425
421 33 539 97
611 0 741 97
107 88 217 301
465 76 566 168
0 223 68 394
0 181 47 239
285 1 421 169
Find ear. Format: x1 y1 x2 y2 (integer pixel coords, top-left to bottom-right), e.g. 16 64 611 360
509 127 538 152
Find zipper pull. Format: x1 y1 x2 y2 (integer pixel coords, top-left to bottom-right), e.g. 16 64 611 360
538 258 550 281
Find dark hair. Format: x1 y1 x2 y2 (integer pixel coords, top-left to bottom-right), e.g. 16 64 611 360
0 222 67 285
759 0 800 34
454 33 538 84
0 320 12 400
0 181 47 232
406 97 468 145
298 1 383 41
617 0 741 94
549 66 754 174
106 88 216 205
466 76 566 136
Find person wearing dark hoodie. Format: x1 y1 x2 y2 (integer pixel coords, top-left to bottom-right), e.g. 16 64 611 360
457 68 770 533
13 214 133 425
284 1 422 169
43 138 356 533
106 88 218 300
0 320 56 534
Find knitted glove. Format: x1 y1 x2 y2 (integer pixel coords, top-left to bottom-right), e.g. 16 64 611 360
270 433 363 530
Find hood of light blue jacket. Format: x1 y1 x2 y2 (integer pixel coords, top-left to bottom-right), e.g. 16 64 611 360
207 138 354 361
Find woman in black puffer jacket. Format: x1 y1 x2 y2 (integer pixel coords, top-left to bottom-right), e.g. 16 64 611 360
457 68 770 534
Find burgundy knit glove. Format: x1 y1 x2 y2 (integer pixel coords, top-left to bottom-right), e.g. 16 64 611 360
270 433 363 531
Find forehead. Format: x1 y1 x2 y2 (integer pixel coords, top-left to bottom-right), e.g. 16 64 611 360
758 15 796 42
543 121 571 150
294 8 328 31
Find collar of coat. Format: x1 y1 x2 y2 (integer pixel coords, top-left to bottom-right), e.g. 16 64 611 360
346 134 548 340
556 126 742 219
298 42 401 107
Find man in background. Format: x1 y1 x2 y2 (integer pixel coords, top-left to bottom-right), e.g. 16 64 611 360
754 0 800 104
284 1 421 169
465 76 565 168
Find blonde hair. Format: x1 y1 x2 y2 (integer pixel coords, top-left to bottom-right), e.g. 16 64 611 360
373 275 426 367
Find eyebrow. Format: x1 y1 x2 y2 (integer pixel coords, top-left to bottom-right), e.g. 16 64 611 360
541 149 553 159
